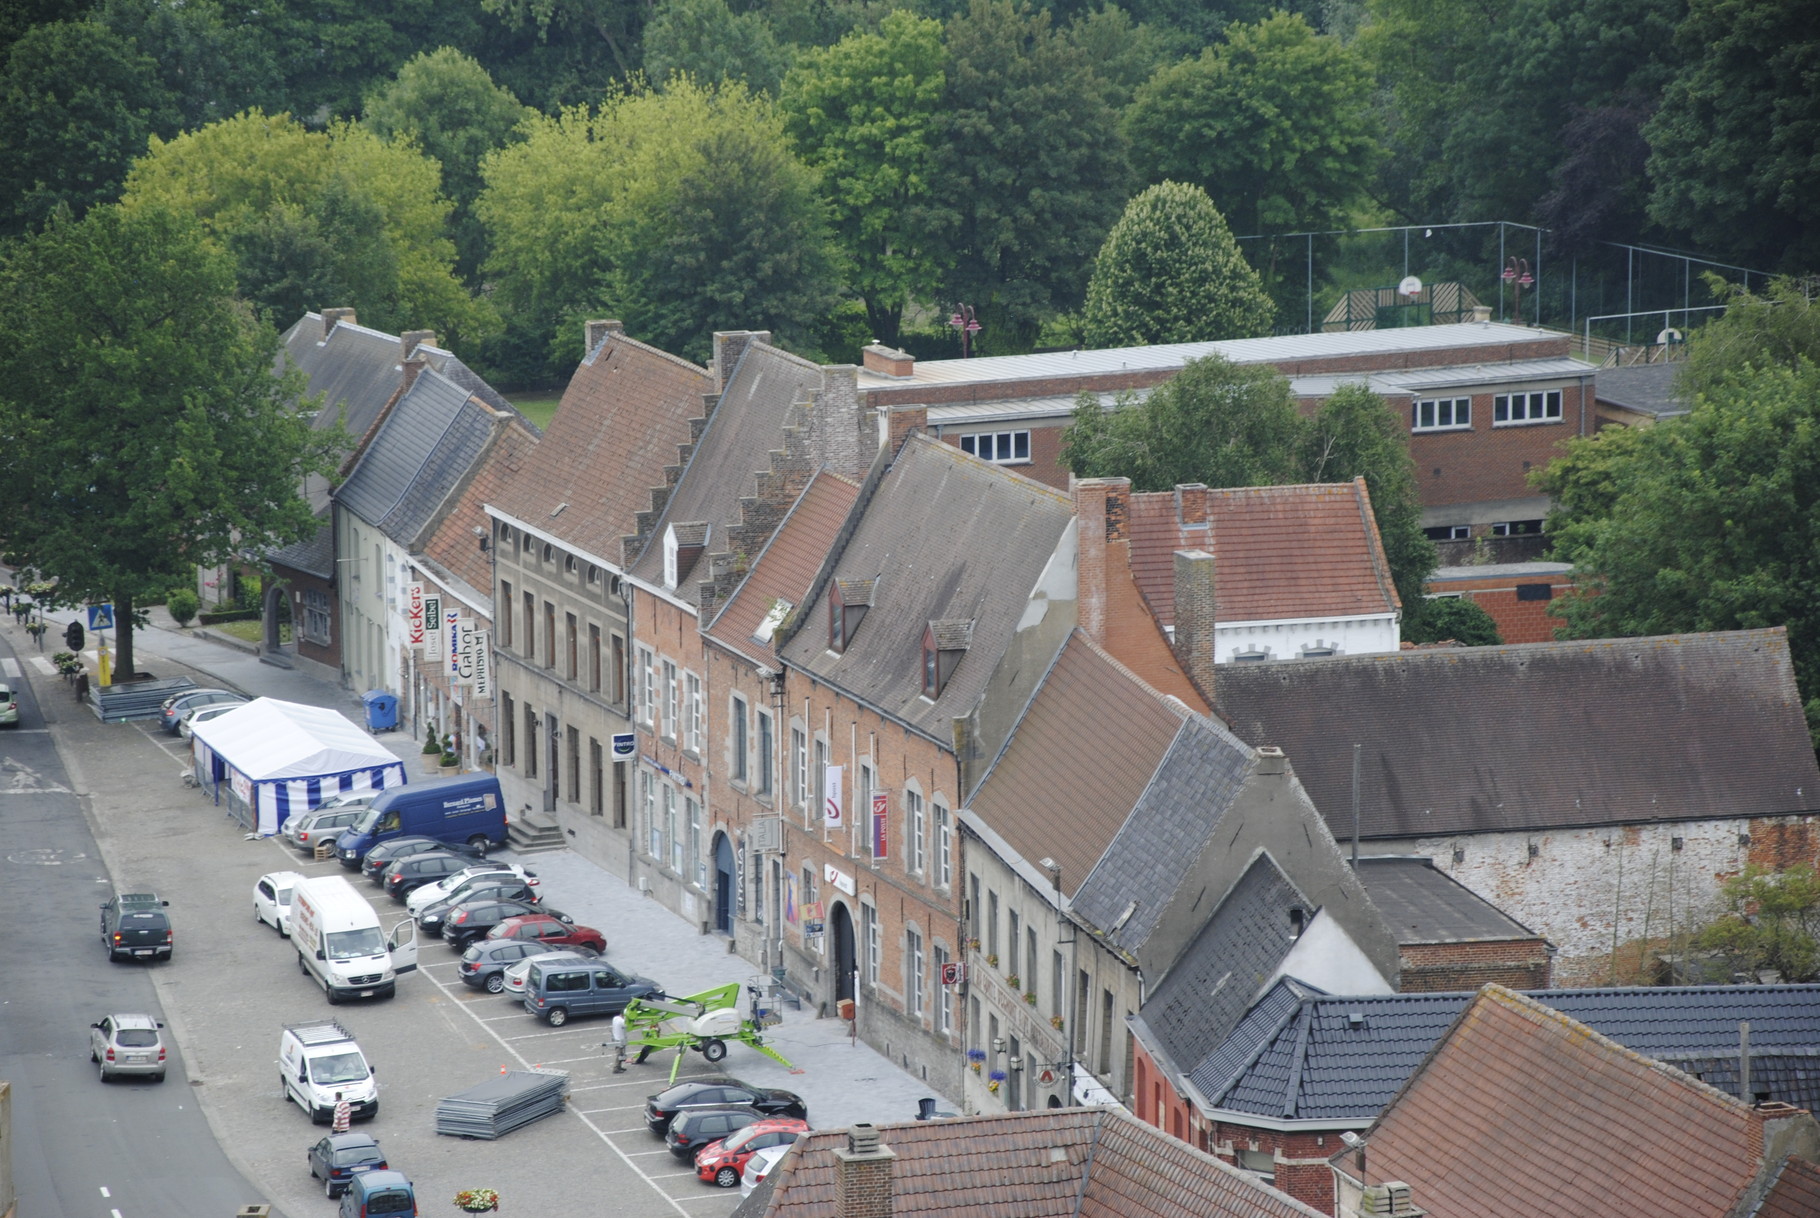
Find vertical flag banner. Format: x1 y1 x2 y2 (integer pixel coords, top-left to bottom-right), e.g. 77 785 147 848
404 583 425 648
824 765 843 829
871 790 889 860
470 630 491 698
420 594 442 658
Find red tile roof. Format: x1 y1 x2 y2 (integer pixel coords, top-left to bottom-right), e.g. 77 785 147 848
738 1108 1325 1218
708 470 861 666
1128 482 1398 626
487 333 711 563
420 417 540 601
969 632 1191 898
1356 986 1804 1217
1757 1156 1820 1218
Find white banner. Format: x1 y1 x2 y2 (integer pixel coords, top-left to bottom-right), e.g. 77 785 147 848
823 764 843 829
419 593 442 658
403 583 425 647
470 630 491 699
449 613 479 686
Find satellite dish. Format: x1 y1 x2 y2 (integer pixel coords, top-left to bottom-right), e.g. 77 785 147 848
1398 275 1423 298
1657 328 1684 345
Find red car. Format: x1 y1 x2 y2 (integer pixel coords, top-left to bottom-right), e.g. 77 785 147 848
695 1118 809 1188
486 914 606 953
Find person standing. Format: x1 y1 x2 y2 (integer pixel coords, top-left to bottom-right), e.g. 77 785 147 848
609 1013 627 1073
332 1091 351 1133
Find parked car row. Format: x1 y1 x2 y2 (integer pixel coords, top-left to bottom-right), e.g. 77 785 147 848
646 1077 810 1189
158 687 250 736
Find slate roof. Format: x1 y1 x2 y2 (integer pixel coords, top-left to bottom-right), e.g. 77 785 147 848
1356 856 1540 943
334 368 500 546
418 416 540 608
706 471 861 667
269 516 335 579
1070 715 1255 956
1214 628 1820 838
1135 855 1310 1076
778 436 1074 737
1287 356 1593 399
487 331 712 565
966 632 1191 898
1596 361 1691 419
731 1108 1325 1218
628 343 826 589
1189 981 1820 1124
280 311 515 435
1755 1156 1820 1218
1126 482 1399 628
1354 986 1801 1218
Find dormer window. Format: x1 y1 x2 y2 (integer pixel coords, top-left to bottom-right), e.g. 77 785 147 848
663 522 708 590
922 619 973 699
829 578 875 654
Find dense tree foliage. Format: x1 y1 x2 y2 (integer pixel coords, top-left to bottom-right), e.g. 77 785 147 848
1404 596 1501 647
1692 866 1820 983
480 79 837 366
781 10 946 346
926 0 1130 350
1064 358 1434 613
363 47 531 283
1126 12 1376 236
1081 181 1272 347
121 110 489 343
0 204 342 678
644 0 793 94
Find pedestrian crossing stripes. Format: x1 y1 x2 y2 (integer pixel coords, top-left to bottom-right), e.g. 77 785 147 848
0 658 18 678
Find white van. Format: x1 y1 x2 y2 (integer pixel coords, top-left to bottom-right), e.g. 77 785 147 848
291 875 417 1003
278 1020 378 1123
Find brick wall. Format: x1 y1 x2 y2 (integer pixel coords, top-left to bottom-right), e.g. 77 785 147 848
1404 382 1592 510
1399 938 1552 991
933 421 1072 491
1424 572 1575 644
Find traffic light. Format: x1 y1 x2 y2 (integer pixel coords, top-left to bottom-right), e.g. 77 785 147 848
65 621 84 650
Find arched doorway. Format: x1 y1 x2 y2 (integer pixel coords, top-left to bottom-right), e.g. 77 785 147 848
261 579 292 665
830 902 856 1003
712 833 736 934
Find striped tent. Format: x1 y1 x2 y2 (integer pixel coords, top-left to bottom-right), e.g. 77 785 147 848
189 698 406 835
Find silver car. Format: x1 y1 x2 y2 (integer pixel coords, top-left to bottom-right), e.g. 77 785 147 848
90 1013 168 1082
284 805 370 854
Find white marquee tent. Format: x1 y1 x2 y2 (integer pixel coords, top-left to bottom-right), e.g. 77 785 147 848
189 698 407 835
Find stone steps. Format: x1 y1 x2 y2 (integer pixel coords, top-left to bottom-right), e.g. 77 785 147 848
507 814 566 854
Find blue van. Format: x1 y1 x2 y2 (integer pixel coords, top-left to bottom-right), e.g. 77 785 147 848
335 775 506 866
338 1168 416 1217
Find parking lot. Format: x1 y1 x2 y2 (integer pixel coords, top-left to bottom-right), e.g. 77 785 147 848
48 637 950 1218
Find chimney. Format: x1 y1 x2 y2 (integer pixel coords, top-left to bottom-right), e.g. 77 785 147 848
321 307 357 336
884 405 926 459
712 330 771 391
400 329 437 361
1172 549 1217 703
1073 477 1130 646
1256 745 1285 776
1176 482 1210 529
810 364 874 479
862 344 915 378
834 1123 895 1218
1360 1182 1424 1217
585 319 625 357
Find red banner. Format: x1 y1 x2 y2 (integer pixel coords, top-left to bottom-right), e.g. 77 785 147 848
871 791 888 860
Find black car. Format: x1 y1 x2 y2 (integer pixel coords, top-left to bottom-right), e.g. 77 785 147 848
416 880 540 934
457 939 590 993
354 834 485 878
381 851 471 900
440 898 560 949
644 1078 808 1136
100 893 172 962
664 1105 764 1160
307 1131 387 1198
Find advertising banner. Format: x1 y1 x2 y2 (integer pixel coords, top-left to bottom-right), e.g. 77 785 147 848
419 593 442 658
403 583 425 647
871 790 889 860
823 765 843 829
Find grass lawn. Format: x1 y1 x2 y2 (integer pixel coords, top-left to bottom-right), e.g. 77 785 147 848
508 391 562 430
211 618 292 644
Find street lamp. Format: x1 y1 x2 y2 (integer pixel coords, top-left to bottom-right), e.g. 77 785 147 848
949 305 981 358
1502 257 1534 325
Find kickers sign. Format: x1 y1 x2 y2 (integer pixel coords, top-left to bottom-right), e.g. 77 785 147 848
403 583 426 648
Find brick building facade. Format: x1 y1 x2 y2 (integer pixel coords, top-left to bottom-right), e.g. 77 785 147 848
1424 561 1574 644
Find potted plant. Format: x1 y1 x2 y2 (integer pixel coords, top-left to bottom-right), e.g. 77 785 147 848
966 1048 986 1074
453 1187 499 1213
439 736 461 775
1050 1014 1065 1031
986 954 998 969
422 723 443 773
1024 991 1037 1005
1005 974 1020 990
987 1069 1006 1095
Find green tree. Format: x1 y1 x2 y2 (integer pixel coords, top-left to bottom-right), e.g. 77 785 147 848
1303 382 1437 621
1681 276 1820 401
1081 181 1273 347
1536 359 1820 739
0 204 342 680
1065 359 1435 617
100 0 285 131
0 21 178 237
1404 596 1501 646
364 47 532 283
1126 12 1376 236
121 110 490 345
1062 4 1185 110
1691 866 1820 983
478 0 651 80
1645 0 1820 269
480 79 837 366
780 9 947 346
644 0 792 94
927 0 1130 350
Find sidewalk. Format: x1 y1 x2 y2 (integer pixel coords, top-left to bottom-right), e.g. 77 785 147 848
4 602 957 1132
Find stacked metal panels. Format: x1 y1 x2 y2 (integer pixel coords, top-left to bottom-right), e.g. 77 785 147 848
435 1070 569 1139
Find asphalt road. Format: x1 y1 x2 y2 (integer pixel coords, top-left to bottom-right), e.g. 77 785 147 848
2 634 751 1218
0 644 279 1218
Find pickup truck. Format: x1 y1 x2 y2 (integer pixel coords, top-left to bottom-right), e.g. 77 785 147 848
101 893 173 962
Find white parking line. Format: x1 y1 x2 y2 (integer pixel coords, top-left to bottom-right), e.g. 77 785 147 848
576 1101 649 1114
0 657 19 677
